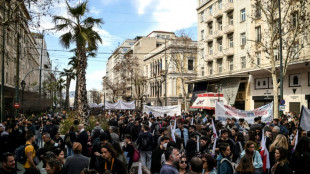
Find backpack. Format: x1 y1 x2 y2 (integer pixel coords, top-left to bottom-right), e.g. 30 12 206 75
133 147 140 162
15 144 30 164
140 134 150 151
220 158 237 174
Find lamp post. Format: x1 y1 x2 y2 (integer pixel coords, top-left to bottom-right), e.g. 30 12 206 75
21 80 26 114
215 84 221 102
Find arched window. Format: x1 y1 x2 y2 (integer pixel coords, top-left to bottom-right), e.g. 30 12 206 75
293 76 299 85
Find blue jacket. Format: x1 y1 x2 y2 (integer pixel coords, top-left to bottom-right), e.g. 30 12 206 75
216 153 233 174
240 150 263 169
175 128 189 147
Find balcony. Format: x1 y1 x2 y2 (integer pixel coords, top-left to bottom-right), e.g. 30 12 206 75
205 15 213 22
223 48 234 56
205 54 214 61
213 52 223 59
214 9 223 18
213 30 224 38
223 25 234 34
205 34 214 42
224 2 234 13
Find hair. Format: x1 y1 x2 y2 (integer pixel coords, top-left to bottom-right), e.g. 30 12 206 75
43 132 51 139
0 152 14 163
26 132 35 140
273 126 281 132
269 134 288 152
143 124 150 131
189 125 196 130
124 134 132 140
219 143 230 156
161 136 170 142
112 141 124 157
129 166 151 174
53 148 63 157
46 158 62 173
69 126 75 132
164 148 178 162
73 142 83 154
293 136 310 159
101 143 117 158
235 154 255 174
275 147 288 166
221 129 229 135
44 151 56 163
190 157 203 173
23 167 41 174
236 132 245 142
244 141 255 156
159 127 168 134
81 168 99 174
201 154 216 172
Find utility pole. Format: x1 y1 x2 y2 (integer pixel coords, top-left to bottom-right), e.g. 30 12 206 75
39 30 45 112
278 0 283 117
165 38 167 106
15 32 20 118
1 1 6 122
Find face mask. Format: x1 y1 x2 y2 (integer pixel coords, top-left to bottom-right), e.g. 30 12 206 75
163 143 168 149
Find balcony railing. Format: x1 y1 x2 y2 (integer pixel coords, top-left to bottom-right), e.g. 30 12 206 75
205 15 213 22
213 52 223 59
205 34 214 42
224 2 234 12
223 48 234 56
213 30 224 38
223 25 234 34
214 9 223 18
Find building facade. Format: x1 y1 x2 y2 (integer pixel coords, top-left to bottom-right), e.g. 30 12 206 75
195 0 310 113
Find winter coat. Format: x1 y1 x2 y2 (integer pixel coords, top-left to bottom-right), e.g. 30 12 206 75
216 153 233 174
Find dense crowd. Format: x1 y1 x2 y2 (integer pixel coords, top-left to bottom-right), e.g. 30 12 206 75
0 110 309 174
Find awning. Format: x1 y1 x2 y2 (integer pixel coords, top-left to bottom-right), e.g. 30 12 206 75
190 93 228 110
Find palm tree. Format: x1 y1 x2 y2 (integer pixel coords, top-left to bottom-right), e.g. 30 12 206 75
60 67 76 110
57 78 66 108
53 1 103 123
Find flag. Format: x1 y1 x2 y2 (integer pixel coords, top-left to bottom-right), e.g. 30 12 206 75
138 162 142 174
260 130 270 171
292 130 299 153
211 119 218 156
191 118 194 125
299 106 310 132
197 135 200 152
170 119 177 142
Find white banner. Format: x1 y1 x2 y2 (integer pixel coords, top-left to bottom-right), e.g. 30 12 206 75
215 102 273 124
300 106 310 132
143 105 181 117
105 101 135 110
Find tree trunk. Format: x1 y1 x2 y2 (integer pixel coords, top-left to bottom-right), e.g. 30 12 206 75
77 46 88 124
74 75 79 110
272 73 279 119
65 76 71 110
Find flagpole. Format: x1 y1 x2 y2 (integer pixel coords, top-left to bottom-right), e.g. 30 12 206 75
297 105 304 130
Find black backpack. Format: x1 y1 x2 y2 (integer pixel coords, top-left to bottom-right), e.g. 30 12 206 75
140 134 150 151
15 144 30 164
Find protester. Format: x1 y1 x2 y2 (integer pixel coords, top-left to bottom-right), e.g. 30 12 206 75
77 124 89 157
64 142 89 174
291 136 310 174
45 158 62 174
123 134 135 170
235 154 255 174
240 141 263 174
136 124 154 170
0 152 17 174
177 156 188 174
201 154 216 174
151 136 170 174
271 147 291 174
23 133 38 172
159 148 180 174
269 134 289 167
216 143 233 174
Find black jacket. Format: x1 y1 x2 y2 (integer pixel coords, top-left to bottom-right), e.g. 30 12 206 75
77 130 89 156
151 146 165 173
98 157 128 174
136 132 154 151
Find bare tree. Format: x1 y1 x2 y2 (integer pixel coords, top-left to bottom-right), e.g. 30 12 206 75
89 89 102 104
245 0 310 118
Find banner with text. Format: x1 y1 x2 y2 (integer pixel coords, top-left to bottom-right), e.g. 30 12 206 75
143 105 181 117
105 101 135 110
215 102 273 124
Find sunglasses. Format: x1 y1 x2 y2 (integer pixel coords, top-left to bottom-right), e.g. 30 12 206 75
180 160 187 164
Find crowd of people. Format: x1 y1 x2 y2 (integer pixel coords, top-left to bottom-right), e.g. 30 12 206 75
0 110 309 174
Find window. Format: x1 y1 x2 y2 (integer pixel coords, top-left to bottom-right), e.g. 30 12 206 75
256 52 261 65
218 38 222 52
201 30 205 40
274 49 279 61
218 0 222 9
201 11 204 22
218 59 223 73
208 42 213 55
255 3 261 18
228 34 234 48
228 12 233 25
201 67 205 76
241 33 246 45
241 56 246 68
208 62 213 75
228 56 234 71
292 12 298 27
208 22 213 35
218 18 222 30
229 0 233 2
201 48 205 59
255 26 261 42
209 5 213 15
188 59 194 70
188 84 194 94
241 9 246 22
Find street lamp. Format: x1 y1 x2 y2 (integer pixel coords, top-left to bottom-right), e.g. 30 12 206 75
215 84 222 102
21 80 26 113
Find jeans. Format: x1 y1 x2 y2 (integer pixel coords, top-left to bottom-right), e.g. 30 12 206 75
140 151 152 170
67 146 73 157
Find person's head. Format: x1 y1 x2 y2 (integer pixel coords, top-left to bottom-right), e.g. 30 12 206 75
219 143 231 157
101 143 117 161
177 121 183 129
232 127 239 136
100 132 109 144
46 158 62 174
235 154 255 174
124 134 132 143
112 141 123 156
26 132 35 143
178 156 188 170
293 136 310 157
73 142 83 154
95 122 100 126
160 136 170 149
190 157 203 173
236 132 245 142
274 147 288 166
134 120 140 126
78 124 84 131
0 152 15 171
244 141 255 156
165 148 180 165
200 136 210 147
142 124 150 132
81 168 99 174
129 166 151 174
23 167 41 174
273 119 279 125
269 134 288 151
55 132 60 139
189 125 196 133
220 129 229 140
42 133 51 143
53 148 65 163
201 154 216 172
